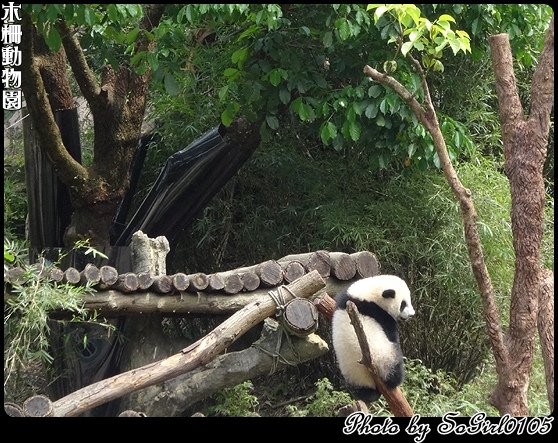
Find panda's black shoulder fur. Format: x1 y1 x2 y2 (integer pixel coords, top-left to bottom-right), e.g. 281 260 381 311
335 289 399 343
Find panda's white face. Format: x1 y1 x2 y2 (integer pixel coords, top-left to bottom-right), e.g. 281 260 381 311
347 275 415 321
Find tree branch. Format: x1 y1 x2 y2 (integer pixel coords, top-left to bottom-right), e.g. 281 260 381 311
363 65 428 126
346 301 413 417
20 12 89 190
489 33 525 152
528 15 554 135
407 54 435 116
363 60 509 377
57 20 101 108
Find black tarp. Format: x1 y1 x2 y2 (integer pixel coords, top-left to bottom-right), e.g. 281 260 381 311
113 122 258 246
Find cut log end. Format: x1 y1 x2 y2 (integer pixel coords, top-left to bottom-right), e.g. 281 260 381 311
350 251 379 278
283 298 319 336
23 395 53 417
257 260 283 286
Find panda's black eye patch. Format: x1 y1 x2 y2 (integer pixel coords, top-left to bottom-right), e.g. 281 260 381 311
382 289 396 298
400 300 407 312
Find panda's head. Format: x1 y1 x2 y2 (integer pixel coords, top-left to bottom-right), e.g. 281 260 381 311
347 275 415 321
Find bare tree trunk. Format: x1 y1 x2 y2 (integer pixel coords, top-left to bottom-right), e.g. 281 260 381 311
488 18 554 415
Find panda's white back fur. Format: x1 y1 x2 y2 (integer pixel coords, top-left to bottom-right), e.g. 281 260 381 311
331 275 414 393
332 309 400 387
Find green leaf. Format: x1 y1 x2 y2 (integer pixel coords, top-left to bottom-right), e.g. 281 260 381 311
409 30 421 42
164 73 180 96
368 85 382 98
337 19 351 41
365 102 378 119
438 14 456 23
45 27 62 52
126 27 141 45
218 85 229 101
401 41 413 57
269 68 287 87
279 88 291 105
471 18 480 35
413 40 424 51
320 121 337 144
326 121 337 139
266 115 279 130
221 103 239 127
323 31 333 48
300 26 310 36
379 98 387 114
348 121 361 141
373 5 389 22
231 47 249 65
376 114 386 126
224 67 240 78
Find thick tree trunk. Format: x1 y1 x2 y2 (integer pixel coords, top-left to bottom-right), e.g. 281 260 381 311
488 20 554 415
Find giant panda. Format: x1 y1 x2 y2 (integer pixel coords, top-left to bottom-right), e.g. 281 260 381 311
331 275 415 402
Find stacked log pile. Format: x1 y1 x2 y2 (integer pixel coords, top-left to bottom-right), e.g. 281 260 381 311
4 250 379 296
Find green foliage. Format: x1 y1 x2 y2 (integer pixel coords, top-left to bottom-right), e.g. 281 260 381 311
3 239 114 390
286 378 353 417
206 381 260 417
4 152 27 239
368 4 471 72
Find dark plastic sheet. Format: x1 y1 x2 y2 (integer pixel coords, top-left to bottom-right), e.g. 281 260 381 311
113 123 256 246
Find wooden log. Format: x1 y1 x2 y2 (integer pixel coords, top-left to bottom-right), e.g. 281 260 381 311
346 301 413 417
216 260 283 288
131 231 169 276
187 273 209 292
350 251 379 278
207 274 225 291
240 272 260 291
23 395 54 417
280 251 331 278
282 298 319 336
4 402 24 417
338 400 369 416
151 275 172 294
170 273 189 292
80 264 100 286
329 252 356 281
42 278 352 318
99 265 119 286
279 260 306 283
223 274 243 294
256 260 283 287
313 292 337 321
137 272 154 291
115 273 139 293
63 267 81 285
50 271 326 416
49 267 64 283
144 318 329 416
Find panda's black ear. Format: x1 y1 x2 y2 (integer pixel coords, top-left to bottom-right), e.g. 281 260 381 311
382 289 396 298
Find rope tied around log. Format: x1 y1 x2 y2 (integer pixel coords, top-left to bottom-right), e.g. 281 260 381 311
253 286 303 373
267 284 295 317
255 285 320 374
